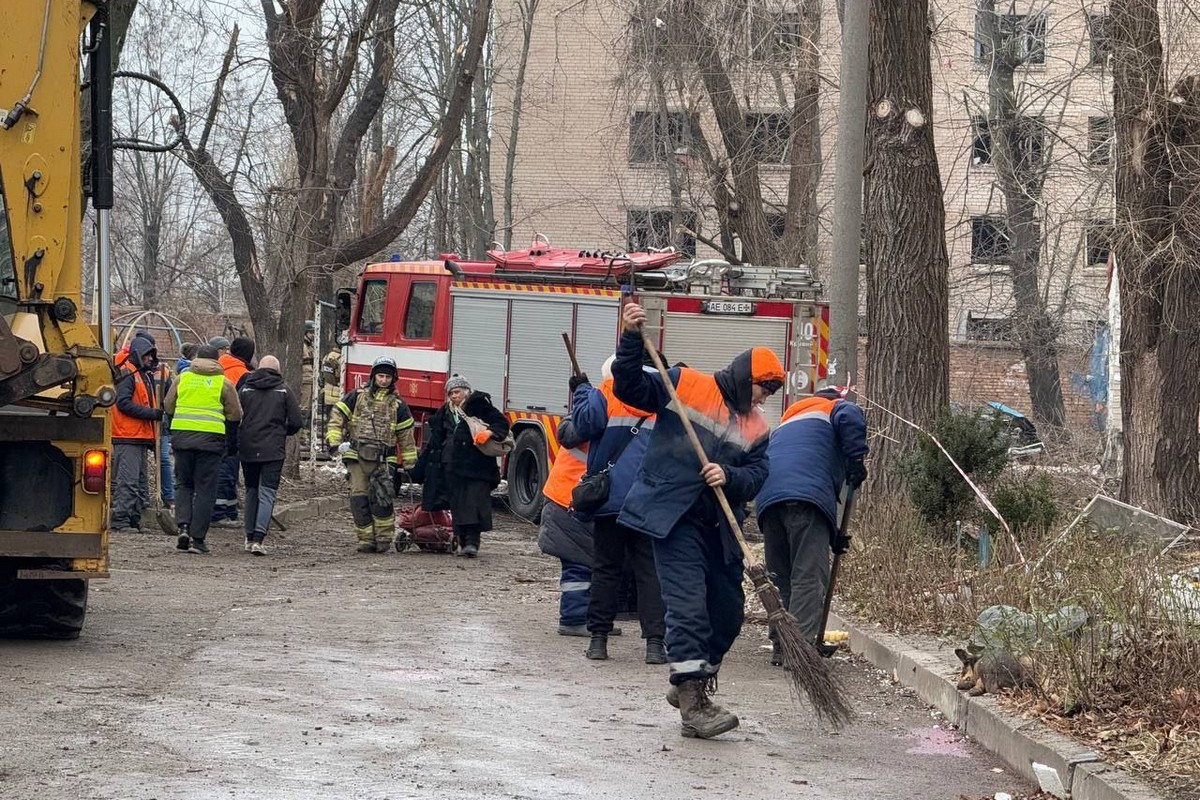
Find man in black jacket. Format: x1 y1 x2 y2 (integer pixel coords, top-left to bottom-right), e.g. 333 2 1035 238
237 355 303 555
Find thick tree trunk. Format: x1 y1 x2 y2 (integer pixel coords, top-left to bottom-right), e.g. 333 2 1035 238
863 0 950 495
977 2 1067 429
1111 0 1200 522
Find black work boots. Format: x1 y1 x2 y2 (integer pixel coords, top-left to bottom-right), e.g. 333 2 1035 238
644 636 667 665
676 679 739 739
585 633 608 660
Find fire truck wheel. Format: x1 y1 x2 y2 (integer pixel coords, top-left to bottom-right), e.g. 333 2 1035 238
0 560 89 640
507 428 548 523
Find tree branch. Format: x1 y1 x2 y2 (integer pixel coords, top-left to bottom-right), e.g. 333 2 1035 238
322 0 384 117
322 0 493 267
198 25 240 155
329 0 400 198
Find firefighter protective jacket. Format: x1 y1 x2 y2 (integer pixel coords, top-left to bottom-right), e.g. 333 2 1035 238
327 387 418 467
610 330 773 539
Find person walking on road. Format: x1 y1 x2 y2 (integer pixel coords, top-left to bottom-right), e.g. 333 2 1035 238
326 357 419 552
756 386 868 661
571 355 666 665
165 344 242 554
238 355 303 555
111 335 165 532
613 302 779 739
213 336 255 526
420 375 509 558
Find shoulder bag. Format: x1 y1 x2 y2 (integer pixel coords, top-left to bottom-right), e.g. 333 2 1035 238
466 414 515 457
571 416 646 514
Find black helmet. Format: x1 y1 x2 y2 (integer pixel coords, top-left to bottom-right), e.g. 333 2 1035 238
370 356 397 380
305 320 316 333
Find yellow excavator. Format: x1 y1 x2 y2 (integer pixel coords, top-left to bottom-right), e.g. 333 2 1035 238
0 2 126 637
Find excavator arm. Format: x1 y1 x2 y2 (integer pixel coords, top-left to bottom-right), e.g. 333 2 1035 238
0 1 116 416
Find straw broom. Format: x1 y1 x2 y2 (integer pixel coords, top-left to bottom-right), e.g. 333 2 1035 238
638 327 853 728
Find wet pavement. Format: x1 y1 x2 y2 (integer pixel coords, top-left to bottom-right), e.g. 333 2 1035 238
0 508 1034 799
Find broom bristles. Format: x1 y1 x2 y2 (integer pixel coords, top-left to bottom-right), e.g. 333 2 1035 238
750 566 854 728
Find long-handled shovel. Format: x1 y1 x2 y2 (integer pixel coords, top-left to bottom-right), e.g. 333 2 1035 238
153 379 179 536
816 486 857 657
637 327 853 727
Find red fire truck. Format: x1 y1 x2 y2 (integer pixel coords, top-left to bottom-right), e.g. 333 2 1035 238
337 240 830 520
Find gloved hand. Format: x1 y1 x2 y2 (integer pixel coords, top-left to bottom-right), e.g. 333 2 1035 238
388 462 399 482
152 408 165 421
326 441 339 456
473 430 494 446
832 533 853 555
569 373 590 392
846 459 867 489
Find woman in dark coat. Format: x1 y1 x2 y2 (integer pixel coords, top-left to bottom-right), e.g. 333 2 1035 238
419 374 510 558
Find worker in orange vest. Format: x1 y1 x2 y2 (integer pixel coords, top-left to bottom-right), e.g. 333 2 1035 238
537 414 610 637
213 336 254 526
111 335 165 532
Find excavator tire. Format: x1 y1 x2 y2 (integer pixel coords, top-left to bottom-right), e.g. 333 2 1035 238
0 560 88 640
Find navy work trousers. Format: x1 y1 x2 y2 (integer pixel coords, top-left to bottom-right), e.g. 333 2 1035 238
651 512 745 685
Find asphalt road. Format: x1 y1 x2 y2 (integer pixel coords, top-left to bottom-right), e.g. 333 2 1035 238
0 508 1034 799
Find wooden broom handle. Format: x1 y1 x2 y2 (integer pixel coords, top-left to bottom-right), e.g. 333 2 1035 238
561 332 583 377
638 326 756 564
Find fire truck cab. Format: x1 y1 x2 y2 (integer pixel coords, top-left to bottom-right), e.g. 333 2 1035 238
339 240 829 521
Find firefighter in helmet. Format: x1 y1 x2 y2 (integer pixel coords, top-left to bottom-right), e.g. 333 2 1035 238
326 357 418 552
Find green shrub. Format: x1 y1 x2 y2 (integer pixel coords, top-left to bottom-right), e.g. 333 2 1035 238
905 407 1010 530
991 472 1060 536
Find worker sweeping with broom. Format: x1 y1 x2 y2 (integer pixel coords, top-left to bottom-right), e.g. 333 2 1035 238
611 302 779 739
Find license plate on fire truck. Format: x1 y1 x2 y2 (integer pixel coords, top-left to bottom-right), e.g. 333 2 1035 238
701 300 756 315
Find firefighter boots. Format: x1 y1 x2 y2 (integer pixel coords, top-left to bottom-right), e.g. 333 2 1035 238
585 633 608 660
666 683 680 708
645 636 667 665
677 679 739 739
372 516 395 553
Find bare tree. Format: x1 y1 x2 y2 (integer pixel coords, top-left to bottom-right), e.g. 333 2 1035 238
974 1 1068 430
175 0 492 395
863 0 951 493
500 0 539 249
1110 0 1200 522
612 0 822 267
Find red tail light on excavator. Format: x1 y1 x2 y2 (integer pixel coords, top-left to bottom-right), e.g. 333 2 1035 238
83 450 107 494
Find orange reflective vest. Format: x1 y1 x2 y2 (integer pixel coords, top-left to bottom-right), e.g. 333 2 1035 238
543 440 588 509
111 362 157 442
219 353 251 388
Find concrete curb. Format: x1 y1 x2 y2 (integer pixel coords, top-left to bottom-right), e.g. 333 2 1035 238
273 495 344 529
828 611 1168 800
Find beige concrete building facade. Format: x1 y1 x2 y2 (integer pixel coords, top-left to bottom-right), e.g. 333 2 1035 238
489 1 1195 356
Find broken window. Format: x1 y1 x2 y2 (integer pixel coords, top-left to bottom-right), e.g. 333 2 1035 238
1086 221 1114 267
972 117 993 166
627 208 698 257
629 111 699 164
975 12 1047 65
966 312 1014 342
745 112 790 164
1088 13 1112 67
1088 116 1113 166
971 216 1011 263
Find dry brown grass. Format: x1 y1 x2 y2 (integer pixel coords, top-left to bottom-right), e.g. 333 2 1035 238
839 495 1200 798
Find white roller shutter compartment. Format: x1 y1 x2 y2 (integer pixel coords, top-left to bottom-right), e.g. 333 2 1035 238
450 296 508 399
507 299 574 413
661 314 790 427
573 302 621 378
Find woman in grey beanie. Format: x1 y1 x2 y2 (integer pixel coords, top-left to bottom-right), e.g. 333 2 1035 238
413 374 509 557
